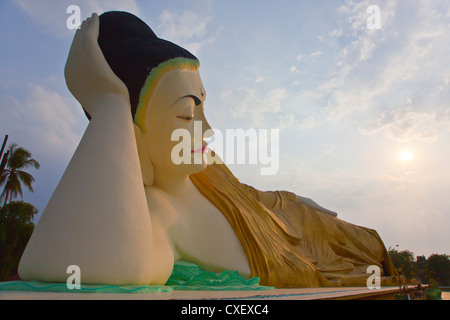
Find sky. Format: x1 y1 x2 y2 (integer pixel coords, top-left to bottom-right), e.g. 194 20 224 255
0 0 449 258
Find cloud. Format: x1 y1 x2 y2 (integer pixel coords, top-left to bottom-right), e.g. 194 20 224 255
276 114 319 131
224 85 319 132
329 28 343 37
254 76 266 83
337 0 376 34
289 66 306 75
14 0 140 37
226 87 287 128
239 139 450 256
359 106 450 142
305 0 450 126
157 9 221 55
1 83 86 161
158 9 210 41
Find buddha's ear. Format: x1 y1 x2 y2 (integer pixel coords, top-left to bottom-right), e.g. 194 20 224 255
133 123 154 186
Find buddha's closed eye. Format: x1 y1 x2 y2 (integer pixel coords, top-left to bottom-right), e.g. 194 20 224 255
177 115 194 122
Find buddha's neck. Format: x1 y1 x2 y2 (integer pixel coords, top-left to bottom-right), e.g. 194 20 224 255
152 169 192 195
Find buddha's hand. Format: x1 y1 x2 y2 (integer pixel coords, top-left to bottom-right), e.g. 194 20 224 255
65 13 130 117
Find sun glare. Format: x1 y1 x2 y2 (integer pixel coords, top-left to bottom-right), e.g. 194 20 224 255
400 151 414 162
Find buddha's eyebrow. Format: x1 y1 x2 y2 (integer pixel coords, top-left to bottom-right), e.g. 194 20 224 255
170 95 202 108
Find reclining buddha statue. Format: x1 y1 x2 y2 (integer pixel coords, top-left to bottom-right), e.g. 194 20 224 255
18 11 397 288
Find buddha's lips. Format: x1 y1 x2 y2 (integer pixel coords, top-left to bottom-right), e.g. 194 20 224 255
192 146 208 154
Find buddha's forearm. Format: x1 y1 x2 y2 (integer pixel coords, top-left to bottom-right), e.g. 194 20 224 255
19 95 157 285
63 95 147 214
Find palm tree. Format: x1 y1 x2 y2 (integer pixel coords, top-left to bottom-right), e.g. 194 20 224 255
0 143 40 206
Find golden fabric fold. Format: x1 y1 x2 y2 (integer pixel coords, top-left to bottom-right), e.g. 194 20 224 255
190 162 397 288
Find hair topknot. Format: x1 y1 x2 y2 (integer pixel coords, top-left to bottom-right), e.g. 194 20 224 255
98 11 157 40
94 11 198 119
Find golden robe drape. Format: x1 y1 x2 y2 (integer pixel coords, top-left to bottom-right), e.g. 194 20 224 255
190 162 397 288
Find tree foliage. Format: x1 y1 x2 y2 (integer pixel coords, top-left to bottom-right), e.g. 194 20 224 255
0 143 40 206
389 246 450 286
388 246 416 279
426 254 450 286
0 201 37 281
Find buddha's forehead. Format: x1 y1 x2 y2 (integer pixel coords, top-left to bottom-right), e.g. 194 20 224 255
154 69 206 107
135 68 205 133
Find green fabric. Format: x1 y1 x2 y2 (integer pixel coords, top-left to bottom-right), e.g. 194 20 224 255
0 260 273 294
0 280 170 294
167 260 274 291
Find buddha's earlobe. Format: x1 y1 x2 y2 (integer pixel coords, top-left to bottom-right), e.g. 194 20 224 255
133 123 154 186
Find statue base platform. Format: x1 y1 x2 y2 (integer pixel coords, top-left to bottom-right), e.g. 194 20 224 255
0 285 421 300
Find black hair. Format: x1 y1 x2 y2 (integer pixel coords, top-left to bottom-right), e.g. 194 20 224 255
96 11 198 119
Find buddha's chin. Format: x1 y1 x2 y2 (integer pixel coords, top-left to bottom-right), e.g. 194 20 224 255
185 161 208 175
168 160 208 176
185 153 208 173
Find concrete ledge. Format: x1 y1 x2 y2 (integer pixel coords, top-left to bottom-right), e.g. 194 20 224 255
0 286 419 300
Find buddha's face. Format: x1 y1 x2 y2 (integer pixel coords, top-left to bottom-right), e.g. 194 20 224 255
134 69 212 184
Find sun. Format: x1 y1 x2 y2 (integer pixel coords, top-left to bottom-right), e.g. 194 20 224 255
400 151 414 162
